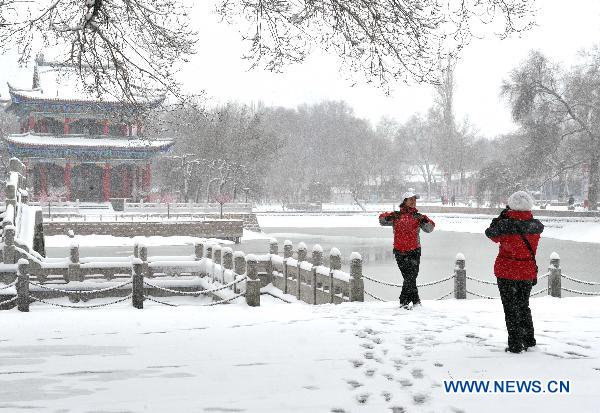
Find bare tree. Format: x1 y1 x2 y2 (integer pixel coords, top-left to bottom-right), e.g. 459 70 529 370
502 49 600 209
0 0 196 101
218 0 536 87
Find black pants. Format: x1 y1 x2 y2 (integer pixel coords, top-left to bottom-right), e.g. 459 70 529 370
497 278 535 350
394 248 421 305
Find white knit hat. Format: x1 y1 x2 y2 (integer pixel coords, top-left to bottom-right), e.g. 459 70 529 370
401 191 419 201
508 191 534 211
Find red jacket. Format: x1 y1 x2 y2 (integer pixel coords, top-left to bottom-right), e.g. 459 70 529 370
379 207 435 252
485 209 544 280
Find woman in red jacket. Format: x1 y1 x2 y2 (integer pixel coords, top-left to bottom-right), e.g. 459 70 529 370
379 191 435 309
485 191 544 353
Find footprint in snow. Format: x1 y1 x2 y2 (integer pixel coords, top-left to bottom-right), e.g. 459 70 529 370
381 391 392 402
365 369 376 377
411 368 424 379
350 359 364 368
412 392 429 405
346 379 364 389
364 352 374 360
382 373 394 381
398 378 413 387
389 407 406 413
361 342 374 350
434 362 444 367
356 393 370 404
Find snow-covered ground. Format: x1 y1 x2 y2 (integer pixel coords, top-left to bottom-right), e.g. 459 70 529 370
1 297 598 412
258 213 600 244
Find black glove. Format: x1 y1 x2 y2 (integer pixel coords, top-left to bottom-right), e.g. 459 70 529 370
532 278 537 286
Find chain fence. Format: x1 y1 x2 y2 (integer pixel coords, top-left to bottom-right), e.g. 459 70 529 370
30 294 133 309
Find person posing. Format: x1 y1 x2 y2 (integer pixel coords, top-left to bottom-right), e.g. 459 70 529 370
485 191 544 354
379 191 435 309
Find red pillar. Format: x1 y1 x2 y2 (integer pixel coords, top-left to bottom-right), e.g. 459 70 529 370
39 164 48 198
102 163 111 202
142 163 151 195
103 119 109 135
42 119 48 133
28 116 35 132
121 166 132 198
64 162 72 201
64 118 71 134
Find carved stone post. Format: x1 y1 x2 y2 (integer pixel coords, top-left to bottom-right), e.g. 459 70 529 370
549 252 561 298
132 258 144 309
17 259 29 312
3 225 16 264
330 248 342 303
245 254 260 307
67 243 81 282
233 251 246 294
349 252 364 302
139 245 150 278
454 253 466 299
311 245 323 304
296 243 307 300
283 240 293 294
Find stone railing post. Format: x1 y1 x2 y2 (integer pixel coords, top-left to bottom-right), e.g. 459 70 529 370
349 252 364 302
214 245 223 282
223 247 233 284
245 254 260 307
67 243 81 282
549 252 561 298
3 225 16 264
206 244 214 280
133 240 140 258
296 242 307 300
266 238 278 286
17 259 29 312
311 244 323 304
139 245 150 278
283 240 293 294
132 258 144 309
233 251 246 294
329 248 342 303
454 253 466 299
193 241 204 277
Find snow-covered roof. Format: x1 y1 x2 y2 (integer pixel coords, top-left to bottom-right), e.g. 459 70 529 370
6 133 173 150
7 57 164 105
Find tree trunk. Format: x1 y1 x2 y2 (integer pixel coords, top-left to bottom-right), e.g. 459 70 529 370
351 189 367 212
588 156 599 210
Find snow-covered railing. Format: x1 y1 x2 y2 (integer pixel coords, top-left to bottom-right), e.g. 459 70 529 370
360 252 600 301
266 240 364 304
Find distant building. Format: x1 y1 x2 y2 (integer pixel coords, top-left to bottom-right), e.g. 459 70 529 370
3 54 174 202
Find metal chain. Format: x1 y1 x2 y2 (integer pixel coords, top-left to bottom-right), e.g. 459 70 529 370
29 280 133 295
144 292 245 306
561 274 600 286
561 287 600 296
143 276 246 296
144 295 178 306
466 275 497 285
466 290 499 299
538 272 551 280
0 296 17 306
435 291 454 300
417 275 455 287
364 290 387 302
362 275 402 288
530 288 547 297
363 274 454 288
0 281 17 291
30 294 132 308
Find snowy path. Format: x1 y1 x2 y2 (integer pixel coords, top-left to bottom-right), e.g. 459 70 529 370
0 297 599 412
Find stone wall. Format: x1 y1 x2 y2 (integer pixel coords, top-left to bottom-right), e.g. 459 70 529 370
44 219 244 242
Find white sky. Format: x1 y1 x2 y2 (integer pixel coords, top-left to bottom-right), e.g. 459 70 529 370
2 0 600 139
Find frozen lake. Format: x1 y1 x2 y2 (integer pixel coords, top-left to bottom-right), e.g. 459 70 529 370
45 226 600 301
